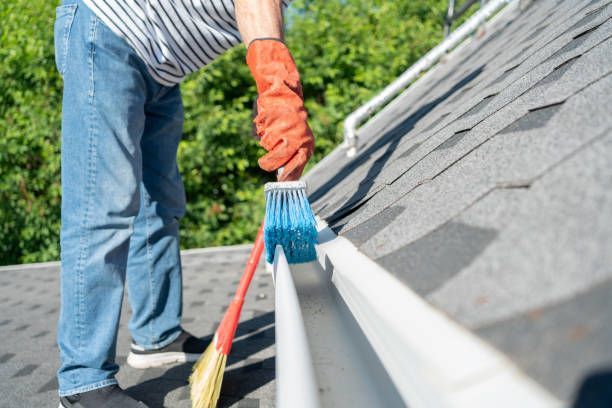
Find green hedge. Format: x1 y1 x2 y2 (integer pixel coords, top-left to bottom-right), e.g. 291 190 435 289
0 0 446 266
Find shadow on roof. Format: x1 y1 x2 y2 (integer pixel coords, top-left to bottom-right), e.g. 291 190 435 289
125 312 275 407
310 65 485 225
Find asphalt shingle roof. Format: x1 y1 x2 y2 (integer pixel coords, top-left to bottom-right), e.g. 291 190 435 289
0 247 275 407
306 0 612 402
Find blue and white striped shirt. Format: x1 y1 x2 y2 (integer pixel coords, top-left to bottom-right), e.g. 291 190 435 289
83 0 290 86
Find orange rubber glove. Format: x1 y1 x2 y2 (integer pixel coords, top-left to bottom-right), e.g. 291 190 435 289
246 39 314 181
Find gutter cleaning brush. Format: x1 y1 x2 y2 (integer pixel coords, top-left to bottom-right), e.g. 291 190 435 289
264 180 318 264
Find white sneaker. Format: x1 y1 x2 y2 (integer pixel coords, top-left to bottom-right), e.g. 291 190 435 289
126 330 206 369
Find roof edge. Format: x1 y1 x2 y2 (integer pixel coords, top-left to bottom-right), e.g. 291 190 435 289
0 243 257 272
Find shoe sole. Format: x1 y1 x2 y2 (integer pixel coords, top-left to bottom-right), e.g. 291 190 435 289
126 351 201 369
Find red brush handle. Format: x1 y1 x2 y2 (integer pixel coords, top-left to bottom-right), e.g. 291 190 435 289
215 221 265 354
234 222 265 302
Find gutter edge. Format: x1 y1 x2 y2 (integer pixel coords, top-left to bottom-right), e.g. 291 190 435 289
273 246 320 408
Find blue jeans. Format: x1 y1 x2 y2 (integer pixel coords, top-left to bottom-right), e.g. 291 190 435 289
55 0 186 396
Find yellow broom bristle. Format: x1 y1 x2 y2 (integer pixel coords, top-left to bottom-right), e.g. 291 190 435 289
189 338 228 408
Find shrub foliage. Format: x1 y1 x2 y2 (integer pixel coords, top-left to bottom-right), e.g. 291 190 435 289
0 0 446 265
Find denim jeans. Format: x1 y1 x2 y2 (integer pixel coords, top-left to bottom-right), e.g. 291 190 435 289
54 0 186 396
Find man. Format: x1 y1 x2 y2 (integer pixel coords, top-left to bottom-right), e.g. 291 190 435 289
53 0 314 405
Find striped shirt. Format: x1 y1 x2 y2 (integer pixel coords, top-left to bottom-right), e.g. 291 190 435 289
84 0 290 86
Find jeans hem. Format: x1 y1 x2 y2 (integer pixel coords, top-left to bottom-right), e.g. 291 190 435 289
134 327 182 351
58 378 118 397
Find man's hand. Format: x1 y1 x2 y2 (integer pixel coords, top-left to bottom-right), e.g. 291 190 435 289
236 1 314 181
246 39 314 181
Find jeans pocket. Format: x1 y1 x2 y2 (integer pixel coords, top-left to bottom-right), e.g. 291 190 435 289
54 4 78 76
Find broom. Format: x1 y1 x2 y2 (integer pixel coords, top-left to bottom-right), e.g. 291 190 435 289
189 223 265 408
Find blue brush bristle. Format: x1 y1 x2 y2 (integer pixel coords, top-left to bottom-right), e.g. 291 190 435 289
264 186 318 264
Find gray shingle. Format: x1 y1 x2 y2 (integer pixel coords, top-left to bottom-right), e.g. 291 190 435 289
375 221 498 295
498 102 564 134
0 247 275 408
427 130 612 327
477 279 612 401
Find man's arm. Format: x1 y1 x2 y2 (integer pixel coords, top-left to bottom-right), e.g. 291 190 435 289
234 1 315 181
235 0 283 45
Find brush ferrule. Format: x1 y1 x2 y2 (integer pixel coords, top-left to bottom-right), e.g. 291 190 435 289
264 180 307 192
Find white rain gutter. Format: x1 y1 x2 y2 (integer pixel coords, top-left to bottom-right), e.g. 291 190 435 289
273 246 320 408
273 218 562 407
343 0 518 157
272 247 406 407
